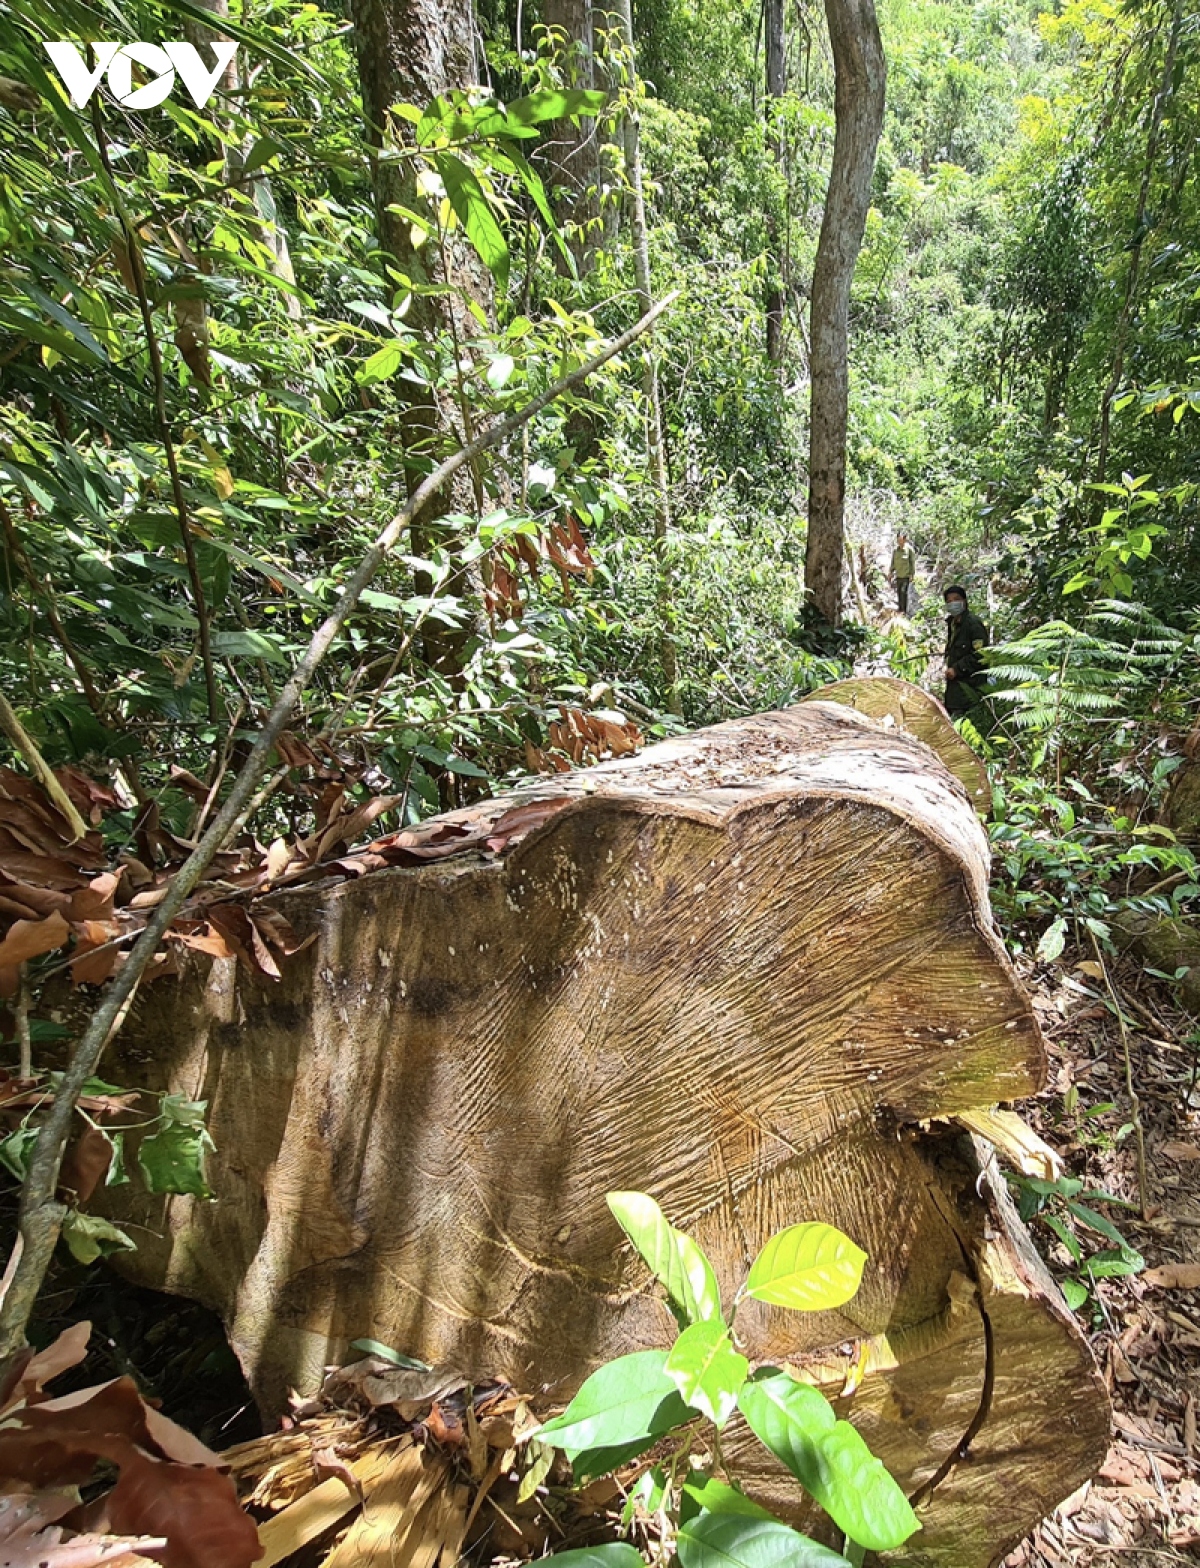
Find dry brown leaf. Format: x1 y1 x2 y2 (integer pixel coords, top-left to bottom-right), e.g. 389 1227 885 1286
0 1376 261 1568
265 839 292 881
0 909 70 974
1162 1142 1200 1162
58 1125 115 1203
1143 1263 1200 1289
0 1320 92 1413
0 1490 166 1568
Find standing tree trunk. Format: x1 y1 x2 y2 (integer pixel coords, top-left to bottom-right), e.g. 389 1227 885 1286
611 0 679 713
764 0 786 363
348 0 489 703
805 0 885 625
544 0 602 270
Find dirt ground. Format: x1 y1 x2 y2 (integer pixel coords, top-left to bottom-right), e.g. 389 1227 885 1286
1001 956 1200 1566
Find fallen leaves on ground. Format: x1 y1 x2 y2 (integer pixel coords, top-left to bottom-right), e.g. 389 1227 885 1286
0 1323 261 1568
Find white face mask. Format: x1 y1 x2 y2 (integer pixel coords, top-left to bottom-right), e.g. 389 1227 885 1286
947 600 966 616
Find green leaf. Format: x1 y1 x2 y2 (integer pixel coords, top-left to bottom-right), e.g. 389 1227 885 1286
435 153 509 290
737 1373 919 1552
138 1122 214 1198
505 89 609 127
1036 916 1067 963
358 340 408 386
607 1191 722 1326
744 1223 866 1312
0 1126 40 1183
210 629 289 666
665 1319 748 1427
1061 1278 1089 1311
680 1476 774 1520
243 135 287 175
536 1349 691 1458
676 1512 850 1568
1084 1245 1144 1279
61 1210 137 1266
1041 1212 1081 1264
533 1548 644 1568
487 353 515 390
1064 1200 1127 1248
517 1438 555 1503
105 1130 129 1187
348 1339 430 1369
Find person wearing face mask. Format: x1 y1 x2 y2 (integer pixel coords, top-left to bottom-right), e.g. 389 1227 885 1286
943 585 988 716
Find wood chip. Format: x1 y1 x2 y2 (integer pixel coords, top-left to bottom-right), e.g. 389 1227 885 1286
256 1444 402 1567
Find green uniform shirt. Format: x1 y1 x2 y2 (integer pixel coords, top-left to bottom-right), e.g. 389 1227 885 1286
945 609 988 681
891 544 916 579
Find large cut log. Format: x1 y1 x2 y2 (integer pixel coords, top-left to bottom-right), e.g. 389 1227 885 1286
99 701 1108 1564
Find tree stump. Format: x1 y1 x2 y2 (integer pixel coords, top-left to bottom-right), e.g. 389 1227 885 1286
101 701 1108 1565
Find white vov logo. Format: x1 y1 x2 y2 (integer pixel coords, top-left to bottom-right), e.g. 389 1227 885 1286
44 42 237 110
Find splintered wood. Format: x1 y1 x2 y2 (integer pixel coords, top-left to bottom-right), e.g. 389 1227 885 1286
100 696 1110 1567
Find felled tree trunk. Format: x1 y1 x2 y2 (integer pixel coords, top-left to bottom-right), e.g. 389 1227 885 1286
101 701 1107 1565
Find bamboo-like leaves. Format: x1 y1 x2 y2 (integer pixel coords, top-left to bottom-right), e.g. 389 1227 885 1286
607 1190 722 1327
744 1222 866 1312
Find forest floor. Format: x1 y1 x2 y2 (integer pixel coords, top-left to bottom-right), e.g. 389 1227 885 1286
1001 955 1200 1566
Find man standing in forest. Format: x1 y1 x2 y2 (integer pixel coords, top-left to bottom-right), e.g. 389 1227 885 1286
890 532 916 613
943 585 988 716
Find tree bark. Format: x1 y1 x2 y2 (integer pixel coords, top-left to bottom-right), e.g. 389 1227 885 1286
610 0 678 712
97 697 1107 1561
544 0 602 270
348 0 488 691
764 0 786 363
805 0 885 625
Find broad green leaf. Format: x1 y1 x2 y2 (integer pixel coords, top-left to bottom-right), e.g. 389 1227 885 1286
210 629 289 666
0 1126 40 1183
1036 916 1067 963
665 1319 748 1427
677 1511 850 1568
138 1122 214 1198
680 1476 774 1520
744 1223 866 1312
434 153 510 291
62 1210 137 1266
533 1548 643 1568
505 89 609 127
1061 1277 1089 1311
359 340 408 386
536 1349 691 1458
607 1191 722 1326
738 1373 919 1552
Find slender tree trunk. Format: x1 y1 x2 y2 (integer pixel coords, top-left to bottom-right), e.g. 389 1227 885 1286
805 0 885 626
1094 0 1183 488
764 0 786 363
348 0 489 698
610 0 679 713
544 0 601 270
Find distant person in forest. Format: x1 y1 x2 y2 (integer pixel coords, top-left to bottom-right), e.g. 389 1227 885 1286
943 585 989 716
890 533 916 613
